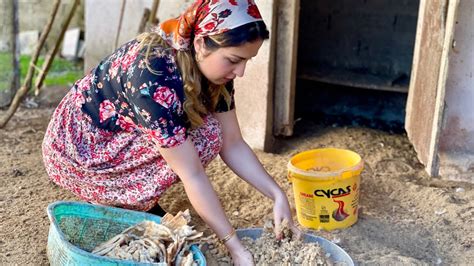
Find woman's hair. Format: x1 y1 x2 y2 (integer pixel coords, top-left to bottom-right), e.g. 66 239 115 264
137 21 269 128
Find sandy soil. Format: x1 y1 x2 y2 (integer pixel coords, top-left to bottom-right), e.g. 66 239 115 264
1 102 473 265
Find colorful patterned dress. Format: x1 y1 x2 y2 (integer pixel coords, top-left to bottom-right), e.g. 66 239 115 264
42 39 234 211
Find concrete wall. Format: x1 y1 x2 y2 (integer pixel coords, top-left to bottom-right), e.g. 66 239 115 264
84 0 191 72
0 0 84 53
234 0 276 150
85 0 275 150
438 0 474 182
0 1 14 52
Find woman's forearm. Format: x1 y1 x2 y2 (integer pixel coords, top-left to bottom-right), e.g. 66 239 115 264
182 172 234 238
157 139 239 244
181 172 247 252
219 139 283 201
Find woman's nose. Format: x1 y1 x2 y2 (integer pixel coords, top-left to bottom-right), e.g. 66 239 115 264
234 61 247 77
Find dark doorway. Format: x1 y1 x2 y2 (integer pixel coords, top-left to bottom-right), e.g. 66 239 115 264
295 0 420 133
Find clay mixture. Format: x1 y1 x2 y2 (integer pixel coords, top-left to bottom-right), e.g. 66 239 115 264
1 98 474 265
204 220 336 266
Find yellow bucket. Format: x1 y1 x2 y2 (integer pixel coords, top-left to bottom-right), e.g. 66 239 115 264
288 148 363 231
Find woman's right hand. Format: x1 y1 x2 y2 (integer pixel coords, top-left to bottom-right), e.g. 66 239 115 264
230 248 254 265
225 235 255 265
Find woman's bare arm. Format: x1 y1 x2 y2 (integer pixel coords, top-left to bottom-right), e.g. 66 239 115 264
158 138 246 253
214 110 298 238
214 110 284 200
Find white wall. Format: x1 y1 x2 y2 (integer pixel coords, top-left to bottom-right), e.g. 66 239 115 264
233 0 276 150
439 0 474 182
0 0 83 53
85 0 189 72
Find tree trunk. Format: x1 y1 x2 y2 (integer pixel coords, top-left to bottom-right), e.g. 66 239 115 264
11 0 20 102
0 0 20 108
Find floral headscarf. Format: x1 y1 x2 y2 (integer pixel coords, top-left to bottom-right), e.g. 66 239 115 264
158 0 263 51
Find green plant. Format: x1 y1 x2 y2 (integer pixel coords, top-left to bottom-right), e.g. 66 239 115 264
0 52 83 92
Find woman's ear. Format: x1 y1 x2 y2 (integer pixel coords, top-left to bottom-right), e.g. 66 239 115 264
193 36 205 56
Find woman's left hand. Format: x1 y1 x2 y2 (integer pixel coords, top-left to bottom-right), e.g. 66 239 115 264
272 190 302 240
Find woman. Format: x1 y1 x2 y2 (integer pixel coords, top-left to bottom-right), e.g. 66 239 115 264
43 0 298 264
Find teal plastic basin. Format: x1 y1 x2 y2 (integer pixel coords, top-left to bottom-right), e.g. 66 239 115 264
46 201 206 266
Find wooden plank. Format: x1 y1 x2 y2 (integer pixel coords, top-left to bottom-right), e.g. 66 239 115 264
273 0 300 136
427 0 460 175
405 0 459 176
405 0 444 175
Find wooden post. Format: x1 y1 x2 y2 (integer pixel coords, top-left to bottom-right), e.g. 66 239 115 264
114 0 127 50
10 0 20 102
273 0 300 137
0 0 61 128
35 0 80 95
138 8 151 34
149 0 160 25
139 0 160 34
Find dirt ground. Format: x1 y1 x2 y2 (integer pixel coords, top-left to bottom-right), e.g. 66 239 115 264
1 100 473 265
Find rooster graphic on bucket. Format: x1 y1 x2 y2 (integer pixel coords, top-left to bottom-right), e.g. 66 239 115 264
332 199 349 221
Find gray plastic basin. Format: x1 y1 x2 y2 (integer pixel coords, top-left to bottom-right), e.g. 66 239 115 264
236 228 354 266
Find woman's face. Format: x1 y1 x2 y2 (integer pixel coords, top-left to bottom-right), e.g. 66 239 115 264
193 37 264 85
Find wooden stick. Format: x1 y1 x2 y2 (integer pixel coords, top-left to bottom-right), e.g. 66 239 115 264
34 0 80 95
138 8 151 34
114 0 127 50
149 0 160 25
138 0 159 34
0 0 61 128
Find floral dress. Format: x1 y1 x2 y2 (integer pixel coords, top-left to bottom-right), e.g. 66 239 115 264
42 39 235 211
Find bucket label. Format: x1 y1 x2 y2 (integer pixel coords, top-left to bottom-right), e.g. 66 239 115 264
298 192 316 221
314 186 351 198
319 206 330 223
290 172 361 231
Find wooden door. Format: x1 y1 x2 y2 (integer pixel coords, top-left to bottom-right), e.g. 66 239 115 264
405 0 459 176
